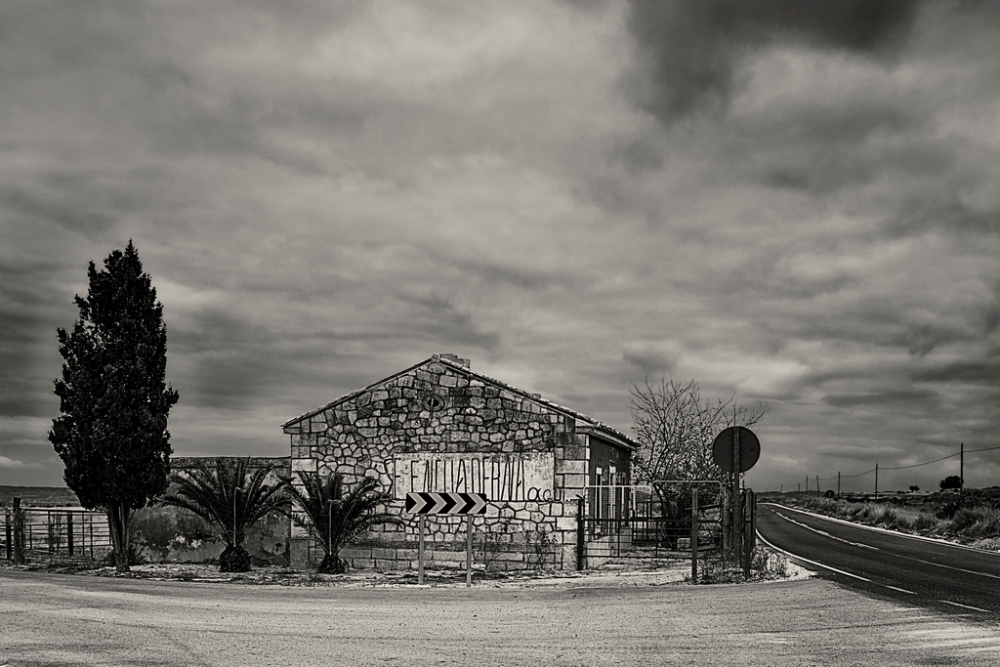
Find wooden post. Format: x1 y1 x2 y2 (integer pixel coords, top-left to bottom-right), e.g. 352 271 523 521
418 515 425 585
466 514 473 587
12 497 24 565
690 487 699 584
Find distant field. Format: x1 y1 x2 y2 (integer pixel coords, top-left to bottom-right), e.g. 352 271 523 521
0 485 79 507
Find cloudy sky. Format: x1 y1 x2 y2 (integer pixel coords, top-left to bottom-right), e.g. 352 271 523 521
2 0 998 494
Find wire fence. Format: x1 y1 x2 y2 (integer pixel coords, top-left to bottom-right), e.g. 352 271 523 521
3 505 113 564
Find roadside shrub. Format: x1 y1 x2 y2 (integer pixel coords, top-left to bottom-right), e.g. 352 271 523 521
910 513 941 532
692 547 790 584
952 506 1000 538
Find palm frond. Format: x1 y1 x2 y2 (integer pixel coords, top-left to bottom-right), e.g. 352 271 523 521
157 457 289 547
287 471 399 559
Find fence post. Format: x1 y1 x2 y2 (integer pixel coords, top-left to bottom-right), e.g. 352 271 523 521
12 497 25 565
690 487 699 584
5 509 11 562
576 496 585 571
67 511 75 557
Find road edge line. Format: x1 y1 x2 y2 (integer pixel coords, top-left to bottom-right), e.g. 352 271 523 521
755 530 871 582
759 503 997 555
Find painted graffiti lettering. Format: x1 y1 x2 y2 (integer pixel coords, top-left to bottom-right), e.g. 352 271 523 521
394 452 554 502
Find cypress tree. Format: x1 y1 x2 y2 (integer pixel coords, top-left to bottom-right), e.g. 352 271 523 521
50 241 179 572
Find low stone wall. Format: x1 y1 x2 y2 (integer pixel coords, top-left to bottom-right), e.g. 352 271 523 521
131 456 292 566
131 504 291 566
328 538 565 572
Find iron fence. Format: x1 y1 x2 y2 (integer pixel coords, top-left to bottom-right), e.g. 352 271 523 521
578 481 758 573
3 504 113 564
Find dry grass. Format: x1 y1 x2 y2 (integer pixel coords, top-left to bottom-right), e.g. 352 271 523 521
781 495 1000 544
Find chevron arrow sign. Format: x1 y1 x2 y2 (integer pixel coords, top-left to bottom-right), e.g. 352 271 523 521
405 492 488 515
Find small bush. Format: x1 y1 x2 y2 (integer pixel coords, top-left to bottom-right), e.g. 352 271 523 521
952 506 1000 538
691 547 791 584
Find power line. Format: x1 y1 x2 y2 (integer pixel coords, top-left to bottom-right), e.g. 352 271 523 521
881 452 960 471
780 443 1000 491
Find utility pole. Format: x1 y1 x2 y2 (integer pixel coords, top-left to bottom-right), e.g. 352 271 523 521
960 443 964 496
816 475 820 498
837 472 841 497
874 463 879 501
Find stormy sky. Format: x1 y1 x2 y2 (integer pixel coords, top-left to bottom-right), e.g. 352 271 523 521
2 0 998 494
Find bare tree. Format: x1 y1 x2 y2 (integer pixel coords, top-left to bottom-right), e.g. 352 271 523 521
628 377 768 550
629 377 768 485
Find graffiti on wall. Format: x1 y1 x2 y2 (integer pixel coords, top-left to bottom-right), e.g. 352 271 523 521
393 451 554 502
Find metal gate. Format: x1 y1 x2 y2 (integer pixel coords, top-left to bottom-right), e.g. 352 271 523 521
578 481 757 570
4 501 112 565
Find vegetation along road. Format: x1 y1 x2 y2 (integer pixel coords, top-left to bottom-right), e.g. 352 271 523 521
757 502 1000 620
4 565 1000 666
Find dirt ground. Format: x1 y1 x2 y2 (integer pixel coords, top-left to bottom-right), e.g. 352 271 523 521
4 561 1000 667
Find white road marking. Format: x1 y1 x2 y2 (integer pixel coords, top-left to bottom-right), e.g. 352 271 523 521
767 507 1000 580
773 510 880 551
941 600 989 613
883 585 916 595
756 530 871 582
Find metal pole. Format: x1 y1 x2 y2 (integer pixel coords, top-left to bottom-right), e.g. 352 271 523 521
466 514 472 587
418 515 425 585
732 428 741 568
5 510 11 562
67 512 74 558
690 487 699 583
576 496 585 571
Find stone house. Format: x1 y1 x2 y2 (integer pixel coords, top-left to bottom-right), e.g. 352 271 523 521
281 353 636 571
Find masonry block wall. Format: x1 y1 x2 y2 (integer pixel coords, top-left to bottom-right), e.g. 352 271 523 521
282 354 634 571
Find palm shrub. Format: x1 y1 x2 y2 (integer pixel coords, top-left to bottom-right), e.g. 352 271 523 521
158 457 290 572
286 471 400 574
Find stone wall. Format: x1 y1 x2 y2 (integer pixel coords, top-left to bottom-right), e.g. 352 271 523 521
283 355 616 571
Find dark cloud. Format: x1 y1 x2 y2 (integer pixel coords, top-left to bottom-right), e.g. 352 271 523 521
400 293 501 351
621 344 678 377
625 0 922 123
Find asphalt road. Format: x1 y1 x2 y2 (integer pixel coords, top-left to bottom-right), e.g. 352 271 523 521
757 502 1000 621
4 566 1000 666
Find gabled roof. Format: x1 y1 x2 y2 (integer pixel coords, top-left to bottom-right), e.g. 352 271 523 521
281 354 637 450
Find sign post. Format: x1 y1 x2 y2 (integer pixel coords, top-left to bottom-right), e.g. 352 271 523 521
466 515 473 587
711 427 761 571
732 428 741 566
418 515 425 584
405 492 488 586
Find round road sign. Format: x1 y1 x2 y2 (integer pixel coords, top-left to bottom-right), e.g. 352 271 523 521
712 426 761 473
